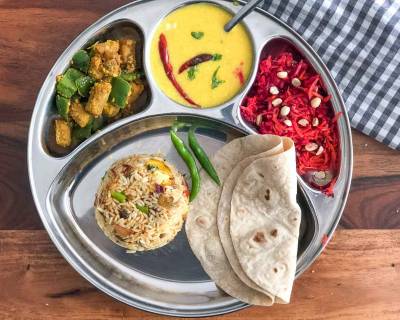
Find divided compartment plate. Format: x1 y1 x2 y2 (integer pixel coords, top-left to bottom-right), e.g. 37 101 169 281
28 0 353 316
46 114 318 313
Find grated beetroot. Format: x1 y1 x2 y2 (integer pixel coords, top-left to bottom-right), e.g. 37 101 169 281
240 52 340 196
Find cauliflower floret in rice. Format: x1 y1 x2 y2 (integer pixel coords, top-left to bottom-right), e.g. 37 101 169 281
94 155 189 252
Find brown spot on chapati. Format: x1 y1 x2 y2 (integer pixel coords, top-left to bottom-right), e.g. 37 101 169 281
253 231 267 243
273 267 278 273
258 172 265 178
196 216 210 228
271 229 278 237
264 189 270 201
160 233 167 238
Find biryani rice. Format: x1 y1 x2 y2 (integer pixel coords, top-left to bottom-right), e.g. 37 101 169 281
95 154 189 252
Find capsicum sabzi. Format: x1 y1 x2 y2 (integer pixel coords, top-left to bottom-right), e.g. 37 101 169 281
52 39 146 151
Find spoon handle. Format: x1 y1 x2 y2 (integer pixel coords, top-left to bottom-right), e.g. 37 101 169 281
224 0 264 32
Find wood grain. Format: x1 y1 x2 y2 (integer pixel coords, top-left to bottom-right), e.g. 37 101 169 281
0 2 400 319
342 175 400 229
0 1 399 230
0 0 129 230
0 230 398 320
352 131 400 179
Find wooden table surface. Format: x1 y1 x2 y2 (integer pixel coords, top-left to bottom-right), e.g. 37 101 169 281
1 1 399 319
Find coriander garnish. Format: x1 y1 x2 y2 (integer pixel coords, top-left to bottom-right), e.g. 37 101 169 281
136 204 149 214
212 53 223 61
187 65 198 80
191 31 204 40
211 66 225 89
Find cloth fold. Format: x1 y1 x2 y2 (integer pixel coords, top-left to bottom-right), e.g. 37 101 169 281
262 0 400 149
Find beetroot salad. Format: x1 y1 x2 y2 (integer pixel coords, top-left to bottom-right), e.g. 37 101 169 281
240 52 341 196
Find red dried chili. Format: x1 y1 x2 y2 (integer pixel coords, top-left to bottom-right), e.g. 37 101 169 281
158 33 199 107
240 52 340 196
178 54 214 73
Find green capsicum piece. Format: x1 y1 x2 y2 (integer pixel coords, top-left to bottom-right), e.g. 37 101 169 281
56 68 84 98
108 76 131 108
92 116 104 132
72 117 93 140
111 191 126 203
72 49 90 73
56 95 70 120
135 204 149 214
76 76 95 97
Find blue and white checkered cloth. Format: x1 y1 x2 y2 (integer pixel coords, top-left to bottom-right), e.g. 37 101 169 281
262 0 400 149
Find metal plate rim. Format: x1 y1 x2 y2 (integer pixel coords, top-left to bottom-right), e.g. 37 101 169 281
28 0 353 316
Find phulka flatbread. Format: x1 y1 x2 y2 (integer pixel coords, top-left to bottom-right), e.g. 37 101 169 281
230 143 301 303
185 135 282 305
217 138 294 296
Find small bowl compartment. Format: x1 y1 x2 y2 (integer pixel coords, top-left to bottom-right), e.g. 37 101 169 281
146 1 256 110
238 37 342 195
45 20 151 157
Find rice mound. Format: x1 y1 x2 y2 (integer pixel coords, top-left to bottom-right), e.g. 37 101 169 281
94 154 189 252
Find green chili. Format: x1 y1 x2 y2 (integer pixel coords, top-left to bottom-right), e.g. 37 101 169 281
111 191 126 203
135 204 149 214
171 121 191 132
170 129 200 202
188 127 221 185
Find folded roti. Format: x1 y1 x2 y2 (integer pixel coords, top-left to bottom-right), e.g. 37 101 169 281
217 138 293 297
230 143 301 303
185 134 282 306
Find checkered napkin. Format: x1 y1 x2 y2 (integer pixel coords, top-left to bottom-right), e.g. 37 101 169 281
261 0 400 149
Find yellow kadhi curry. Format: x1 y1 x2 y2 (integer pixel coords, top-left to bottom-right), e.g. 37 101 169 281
150 3 253 108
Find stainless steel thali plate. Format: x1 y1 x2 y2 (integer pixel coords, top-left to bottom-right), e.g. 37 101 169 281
28 0 353 317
